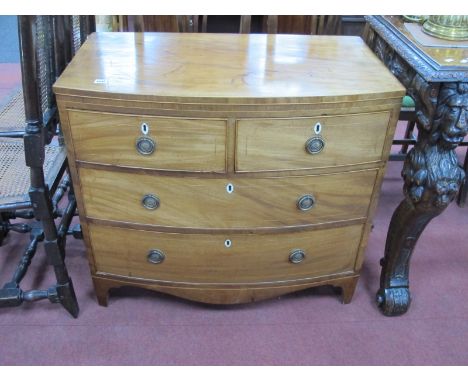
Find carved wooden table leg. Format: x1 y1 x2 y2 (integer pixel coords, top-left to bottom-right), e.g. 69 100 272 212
377 82 468 316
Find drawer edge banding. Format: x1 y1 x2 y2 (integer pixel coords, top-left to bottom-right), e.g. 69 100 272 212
77 159 384 177
94 270 357 288
86 216 368 234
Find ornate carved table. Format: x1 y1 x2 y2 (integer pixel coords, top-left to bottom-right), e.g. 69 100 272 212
365 16 468 316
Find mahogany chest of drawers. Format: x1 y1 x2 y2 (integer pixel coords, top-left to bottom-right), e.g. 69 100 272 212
54 32 405 306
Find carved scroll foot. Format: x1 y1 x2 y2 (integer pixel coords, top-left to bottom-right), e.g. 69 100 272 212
376 287 411 316
377 197 443 316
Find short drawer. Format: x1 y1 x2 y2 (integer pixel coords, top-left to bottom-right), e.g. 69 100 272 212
67 110 227 172
90 223 363 284
235 112 391 172
80 167 377 229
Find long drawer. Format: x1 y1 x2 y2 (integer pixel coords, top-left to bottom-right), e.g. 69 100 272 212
235 111 391 172
79 167 377 229
67 110 227 172
90 223 363 284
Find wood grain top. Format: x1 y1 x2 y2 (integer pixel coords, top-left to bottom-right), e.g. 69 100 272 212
54 32 404 103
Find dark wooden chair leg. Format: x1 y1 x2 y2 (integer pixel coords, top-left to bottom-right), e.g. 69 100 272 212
0 214 7 246
1 16 95 316
400 120 416 155
19 16 80 317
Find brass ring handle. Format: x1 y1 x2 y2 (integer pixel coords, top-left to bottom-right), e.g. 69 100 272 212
305 136 325 155
297 194 315 211
289 249 305 264
136 136 156 155
147 249 165 264
142 194 160 210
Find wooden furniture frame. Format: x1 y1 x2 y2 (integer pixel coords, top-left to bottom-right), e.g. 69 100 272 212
122 15 342 35
0 16 95 318
54 32 404 307
364 16 468 316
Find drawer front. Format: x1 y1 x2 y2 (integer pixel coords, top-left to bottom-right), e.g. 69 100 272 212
80 167 377 229
90 223 363 283
67 110 227 172
235 112 391 172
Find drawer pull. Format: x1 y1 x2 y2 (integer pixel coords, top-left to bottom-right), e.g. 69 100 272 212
289 249 305 264
297 194 315 211
142 194 160 210
147 249 165 264
136 136 156 155
305 136 325 155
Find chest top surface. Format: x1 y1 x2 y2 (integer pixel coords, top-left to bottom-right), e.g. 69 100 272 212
53 32 404 103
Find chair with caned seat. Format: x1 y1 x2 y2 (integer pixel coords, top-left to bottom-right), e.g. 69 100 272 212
0 16 95 317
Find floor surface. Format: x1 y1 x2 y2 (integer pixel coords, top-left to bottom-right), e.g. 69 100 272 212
0 18 467 365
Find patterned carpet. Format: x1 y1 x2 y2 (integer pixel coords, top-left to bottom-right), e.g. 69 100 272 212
0 17 467 364
0 148 467 365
